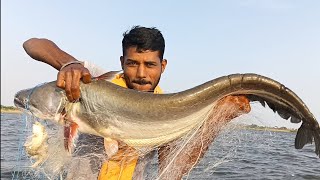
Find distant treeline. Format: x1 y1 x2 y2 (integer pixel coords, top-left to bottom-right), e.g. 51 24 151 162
244 124 297 132
1 105 18 110
247 124 289 130
1 105 21 114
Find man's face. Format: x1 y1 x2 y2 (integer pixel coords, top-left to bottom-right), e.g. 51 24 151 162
120 47 167 92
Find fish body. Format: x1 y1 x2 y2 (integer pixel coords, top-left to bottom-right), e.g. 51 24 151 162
14 73 320 157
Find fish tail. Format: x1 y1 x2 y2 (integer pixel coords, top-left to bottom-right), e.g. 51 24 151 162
314 128 320 157
295 123 320 158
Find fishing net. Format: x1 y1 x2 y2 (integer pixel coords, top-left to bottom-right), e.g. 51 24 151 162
12 115 72 179
12 98 251 180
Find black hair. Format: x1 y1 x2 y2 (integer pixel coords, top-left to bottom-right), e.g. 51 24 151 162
122 26 165 60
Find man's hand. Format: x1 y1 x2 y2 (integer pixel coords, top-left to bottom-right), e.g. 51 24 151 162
57 63 92 102
23 38 93 102
217 95 251 119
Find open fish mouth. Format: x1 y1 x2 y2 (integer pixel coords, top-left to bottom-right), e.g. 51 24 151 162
14 97 25 110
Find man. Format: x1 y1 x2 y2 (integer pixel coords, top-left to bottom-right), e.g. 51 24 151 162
23 26 251 179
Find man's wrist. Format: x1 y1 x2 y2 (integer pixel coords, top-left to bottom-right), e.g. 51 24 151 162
60 61 83 71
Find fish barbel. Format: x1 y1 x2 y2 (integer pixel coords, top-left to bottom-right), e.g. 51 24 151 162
14 73 320 157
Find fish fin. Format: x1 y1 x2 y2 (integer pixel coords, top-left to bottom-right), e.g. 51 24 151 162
295 124 313 149
295 123 320 158
246 95 265 107
290 116 302 123
266 101 277 113
277 109 291 120
246 95 303 123
94 71 122 81
64 122 79 153
314 129 320 157
104 138 119 158
247 92 318 157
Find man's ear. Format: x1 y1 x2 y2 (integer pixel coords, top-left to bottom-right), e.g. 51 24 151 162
120 56 124 70
161 59 167 74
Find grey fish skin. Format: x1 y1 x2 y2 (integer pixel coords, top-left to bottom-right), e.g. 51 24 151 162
14 83 67 121
14 73 320 157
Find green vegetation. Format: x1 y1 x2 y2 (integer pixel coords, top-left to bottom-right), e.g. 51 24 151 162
1 105 17 110
243 124 297 133
1 105 21 113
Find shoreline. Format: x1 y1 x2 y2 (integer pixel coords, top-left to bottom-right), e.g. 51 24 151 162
1 105 22 114
239 127 297 133
1 109 22 114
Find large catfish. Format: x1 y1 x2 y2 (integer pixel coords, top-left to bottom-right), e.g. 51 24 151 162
14 73 320 157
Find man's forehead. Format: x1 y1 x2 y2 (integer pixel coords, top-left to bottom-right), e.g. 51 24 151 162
124 58 160 64
124 48 161 62
125 47 158 54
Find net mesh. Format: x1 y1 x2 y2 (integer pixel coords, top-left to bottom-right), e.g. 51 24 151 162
12 100 249 180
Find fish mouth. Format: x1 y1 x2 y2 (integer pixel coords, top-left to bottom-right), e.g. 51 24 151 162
14 97 26 110
13 97 47 118
13 97 33 116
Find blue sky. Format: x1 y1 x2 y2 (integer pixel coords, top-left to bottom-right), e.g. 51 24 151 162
2 1 319 128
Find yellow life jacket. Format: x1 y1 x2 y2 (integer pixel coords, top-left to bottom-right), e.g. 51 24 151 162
98 73 162 180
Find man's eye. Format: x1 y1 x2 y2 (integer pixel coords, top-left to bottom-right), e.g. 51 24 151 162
146 63 156 67
127 62 137 66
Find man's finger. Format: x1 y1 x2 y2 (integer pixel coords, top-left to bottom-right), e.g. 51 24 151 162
65 71 74 102
71 69 81 101
57 71 66 88
81 69 92 84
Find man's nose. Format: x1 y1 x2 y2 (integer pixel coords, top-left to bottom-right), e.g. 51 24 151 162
136 65 146 78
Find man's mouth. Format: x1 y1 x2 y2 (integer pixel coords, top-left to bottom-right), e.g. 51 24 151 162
131 79 154 92
132 79 152 86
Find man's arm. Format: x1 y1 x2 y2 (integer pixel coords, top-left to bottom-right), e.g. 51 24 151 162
23 38 91 101
23 38 78 70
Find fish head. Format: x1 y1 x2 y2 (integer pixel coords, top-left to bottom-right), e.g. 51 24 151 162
14 82 67 121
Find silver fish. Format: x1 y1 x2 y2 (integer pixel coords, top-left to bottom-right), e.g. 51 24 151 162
14 73 320 157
